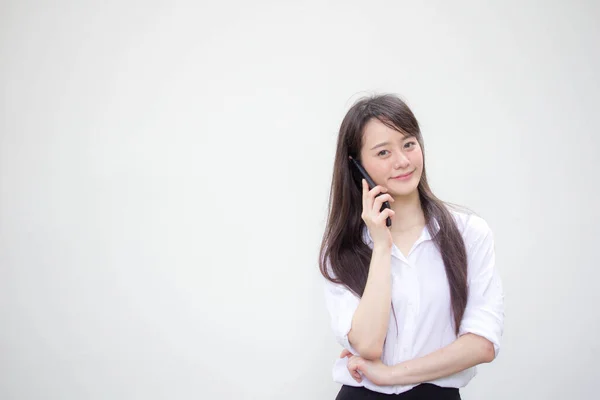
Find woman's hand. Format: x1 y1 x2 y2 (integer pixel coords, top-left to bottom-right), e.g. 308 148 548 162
361 179 395 248
340 349 393 386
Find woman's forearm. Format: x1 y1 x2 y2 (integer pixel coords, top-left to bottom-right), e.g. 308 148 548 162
348 244 392 360
389 333 495 385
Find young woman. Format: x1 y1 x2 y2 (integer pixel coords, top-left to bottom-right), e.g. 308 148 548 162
319 94 504 399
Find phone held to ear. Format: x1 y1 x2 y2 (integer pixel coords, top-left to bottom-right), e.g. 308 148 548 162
349 156 392 227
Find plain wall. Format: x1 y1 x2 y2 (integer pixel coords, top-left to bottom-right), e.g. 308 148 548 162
1 1 599 399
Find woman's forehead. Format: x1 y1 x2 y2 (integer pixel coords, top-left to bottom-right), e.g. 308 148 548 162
362 118 409 145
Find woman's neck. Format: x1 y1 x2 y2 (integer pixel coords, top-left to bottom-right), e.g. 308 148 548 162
390 190 425 232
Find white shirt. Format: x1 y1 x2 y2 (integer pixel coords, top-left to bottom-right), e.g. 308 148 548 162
324 210 504 395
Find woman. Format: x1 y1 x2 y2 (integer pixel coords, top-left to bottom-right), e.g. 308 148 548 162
319 94 504 399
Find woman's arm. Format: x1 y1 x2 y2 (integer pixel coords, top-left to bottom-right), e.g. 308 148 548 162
347 243 393 360
389 333 494 385
343 333 494 386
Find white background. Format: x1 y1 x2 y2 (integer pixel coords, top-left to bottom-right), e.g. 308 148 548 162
1 1 599 399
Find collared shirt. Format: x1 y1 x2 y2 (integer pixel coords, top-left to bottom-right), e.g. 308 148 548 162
323 210 504 394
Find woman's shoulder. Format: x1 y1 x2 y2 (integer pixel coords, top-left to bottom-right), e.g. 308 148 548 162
446 205 493 246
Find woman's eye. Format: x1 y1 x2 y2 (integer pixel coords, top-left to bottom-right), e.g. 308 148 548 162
404 141 416 149
377 150 389 156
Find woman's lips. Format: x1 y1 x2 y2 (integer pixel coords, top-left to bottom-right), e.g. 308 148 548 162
391 171 414 181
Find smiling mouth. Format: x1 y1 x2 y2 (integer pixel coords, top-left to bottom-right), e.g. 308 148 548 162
391 170 415 180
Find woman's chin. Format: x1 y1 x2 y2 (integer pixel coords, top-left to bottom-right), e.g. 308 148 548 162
389 182 419 198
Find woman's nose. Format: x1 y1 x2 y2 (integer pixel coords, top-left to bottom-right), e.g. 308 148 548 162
394 153 410 169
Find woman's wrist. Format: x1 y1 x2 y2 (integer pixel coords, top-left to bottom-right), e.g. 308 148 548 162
373 241 392 253
388 362 407 386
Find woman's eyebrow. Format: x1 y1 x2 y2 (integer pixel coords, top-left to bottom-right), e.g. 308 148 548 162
370 136 411 150
370 141 390 150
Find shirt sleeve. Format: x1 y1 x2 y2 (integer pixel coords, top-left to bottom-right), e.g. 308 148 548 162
458 217 505 358
323 276 360 354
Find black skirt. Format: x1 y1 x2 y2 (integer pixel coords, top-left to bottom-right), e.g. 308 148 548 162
335 383 461 400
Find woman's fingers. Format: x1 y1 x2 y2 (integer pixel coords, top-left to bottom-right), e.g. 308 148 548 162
360 182 393 246
372 193 394 214
339 349 352 358
376 208 395 224
361 179 368 214
367 185 387 204
347 357 363 382
362 185 388 217
362 182 386 208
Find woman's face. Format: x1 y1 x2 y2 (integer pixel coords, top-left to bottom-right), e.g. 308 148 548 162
359 118 423 198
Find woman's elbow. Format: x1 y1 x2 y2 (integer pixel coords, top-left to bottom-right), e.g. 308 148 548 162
480 339 496 363
348 329 385 360
354 342 384 360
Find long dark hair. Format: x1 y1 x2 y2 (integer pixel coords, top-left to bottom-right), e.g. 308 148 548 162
319 94 468 335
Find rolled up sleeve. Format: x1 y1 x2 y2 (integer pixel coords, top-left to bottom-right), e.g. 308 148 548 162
324 278 360 354
458 218 505 358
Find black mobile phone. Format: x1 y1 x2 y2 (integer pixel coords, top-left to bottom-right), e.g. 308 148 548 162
349 156 392 227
